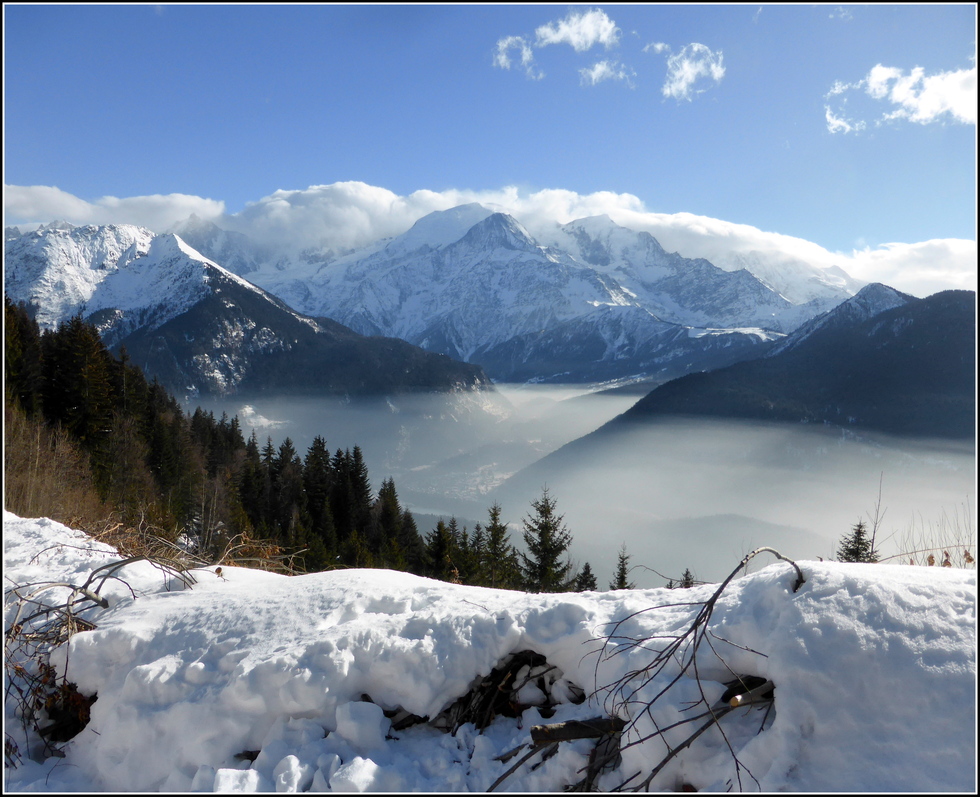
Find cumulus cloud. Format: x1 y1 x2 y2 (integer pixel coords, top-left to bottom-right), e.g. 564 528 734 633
824 105 865 134
826 58 977 132
866 63 976 125
642 42 670 55
6 181 973 297
580 60 635 87
660 43 726 101
603 208 975 297
3 184 224 231
493 35 542 80
494 8 630 86
534 8 620 52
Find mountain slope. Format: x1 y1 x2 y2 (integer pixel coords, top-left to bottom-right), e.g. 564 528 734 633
4 223 490 397
208 207 846 383
615 287 976 438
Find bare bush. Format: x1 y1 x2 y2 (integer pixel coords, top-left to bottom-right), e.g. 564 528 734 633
4 399 107 528
880 500 975 569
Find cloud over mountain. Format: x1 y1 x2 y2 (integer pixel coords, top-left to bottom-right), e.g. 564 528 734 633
6 181 974 298
4 184 225 232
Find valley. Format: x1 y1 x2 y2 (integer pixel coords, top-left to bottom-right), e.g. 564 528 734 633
190 385 976 588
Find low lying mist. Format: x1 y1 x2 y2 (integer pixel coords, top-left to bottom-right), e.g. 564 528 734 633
494 417 975 587
188 387 975 590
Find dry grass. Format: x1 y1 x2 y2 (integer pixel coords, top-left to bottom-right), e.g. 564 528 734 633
4 399 107 528
878 500 975 569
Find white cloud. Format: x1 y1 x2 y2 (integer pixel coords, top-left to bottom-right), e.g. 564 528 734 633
826 58 977 132
829 6 854 22
580 60 635 87
824 105 865 134
866 63 976 125
495 8 629 85
6 182 973 298
604 208 975 298
3 184 224 231
642 42 670 55
534 8 620 52
493 35 543 80
660 43 726 101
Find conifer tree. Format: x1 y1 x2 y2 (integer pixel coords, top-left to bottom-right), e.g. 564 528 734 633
519 488 576 593
304 436 336 555
576 562 598 591
425 520 458 582
609 544 636 590
836 519 879 563
484 502 520 589
4 296 44 416
371 477 403 560
679 568 696 588
397 510 427 574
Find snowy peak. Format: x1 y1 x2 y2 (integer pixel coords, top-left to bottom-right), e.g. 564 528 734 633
557 214 668 267
4 223 491 397
454 212 537 252
385 203 496 255
770 282 915 356
4 223 157 330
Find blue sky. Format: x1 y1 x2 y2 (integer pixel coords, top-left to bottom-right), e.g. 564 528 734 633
3 4 976 287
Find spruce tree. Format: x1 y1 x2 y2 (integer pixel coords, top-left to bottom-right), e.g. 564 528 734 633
304 436 336 556
398 510 427 574
576 562 598 591
484 502 519 589
609 544 636 590
679 568 696 588
836 519 879 563
519 488 576 593
425 520 457 582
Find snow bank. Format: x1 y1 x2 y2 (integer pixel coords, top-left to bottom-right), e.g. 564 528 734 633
3 511 976 792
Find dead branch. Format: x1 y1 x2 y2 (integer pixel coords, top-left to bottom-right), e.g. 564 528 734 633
586 547 802 792
530 717 626 744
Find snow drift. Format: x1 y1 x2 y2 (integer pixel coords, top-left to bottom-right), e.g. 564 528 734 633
3 511 976 792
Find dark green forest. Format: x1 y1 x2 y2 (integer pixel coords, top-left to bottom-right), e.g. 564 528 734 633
4 298 605 591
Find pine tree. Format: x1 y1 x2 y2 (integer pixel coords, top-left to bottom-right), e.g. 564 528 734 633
576 562 598 591
425 520 458 582
484 502 519 589
303 436 336 556
679 568 696 588
371 478 403 563
397 510 427 574
519 488 576 593
609 544 636 590
836 519 879 563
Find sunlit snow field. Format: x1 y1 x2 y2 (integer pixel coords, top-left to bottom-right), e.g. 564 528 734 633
3 512 975 792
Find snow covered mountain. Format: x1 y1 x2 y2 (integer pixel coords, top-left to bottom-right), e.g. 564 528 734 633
608 286 976 438
766 282 916 357
178 205 855 383
4 223 490 397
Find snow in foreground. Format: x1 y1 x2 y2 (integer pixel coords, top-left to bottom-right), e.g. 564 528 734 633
3 511 976 792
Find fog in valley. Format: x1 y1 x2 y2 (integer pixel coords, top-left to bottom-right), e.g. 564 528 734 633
190 385 976 589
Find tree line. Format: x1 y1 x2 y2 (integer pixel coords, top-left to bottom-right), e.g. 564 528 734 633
5 298 658 591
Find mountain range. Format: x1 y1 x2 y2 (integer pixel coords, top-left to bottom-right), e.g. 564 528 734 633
170 205 862 384
3 222 489 397
558 283 976 444
7 205 865 395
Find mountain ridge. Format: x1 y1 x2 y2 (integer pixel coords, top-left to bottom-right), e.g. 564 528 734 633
4 222 491 398
175 205 856 383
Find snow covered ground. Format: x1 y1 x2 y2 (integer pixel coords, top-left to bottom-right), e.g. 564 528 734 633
3 511 976 792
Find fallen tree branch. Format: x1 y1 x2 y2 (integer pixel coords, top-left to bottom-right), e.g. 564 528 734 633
530 717 626 744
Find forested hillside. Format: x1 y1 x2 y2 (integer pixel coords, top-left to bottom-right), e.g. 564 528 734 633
4 299 583 590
